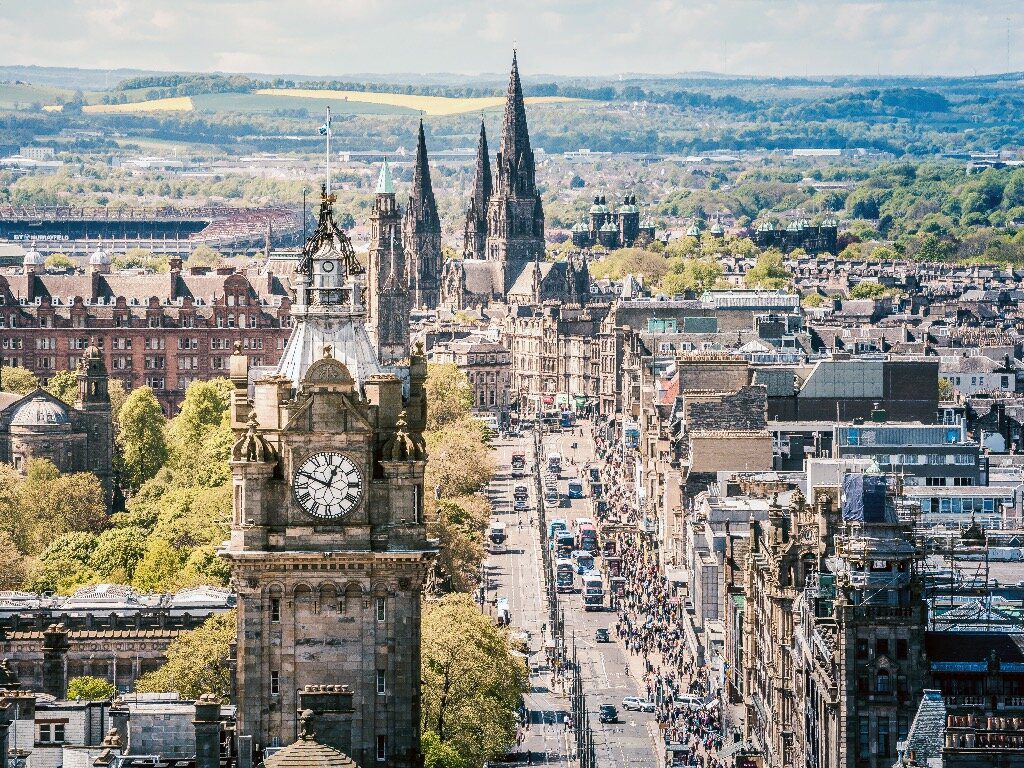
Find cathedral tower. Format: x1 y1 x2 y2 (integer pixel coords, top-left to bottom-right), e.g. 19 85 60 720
402 121 442 310
367 159 411 364
462 120 491 260
485 51 546 282
222 188 434 767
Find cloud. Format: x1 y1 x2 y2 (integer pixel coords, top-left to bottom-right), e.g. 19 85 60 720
0 0 1022 77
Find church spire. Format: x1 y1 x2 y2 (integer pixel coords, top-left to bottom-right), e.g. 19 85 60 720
463 120 492 260
403 119 442 309
497 50 534 198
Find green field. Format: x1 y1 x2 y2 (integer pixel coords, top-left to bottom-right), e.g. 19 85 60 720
191 92 417 116
0 82 71 109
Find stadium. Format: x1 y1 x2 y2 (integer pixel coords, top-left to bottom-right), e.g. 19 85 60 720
0 204 304 259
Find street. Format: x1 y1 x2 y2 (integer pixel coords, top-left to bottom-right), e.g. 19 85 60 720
483 427 663 768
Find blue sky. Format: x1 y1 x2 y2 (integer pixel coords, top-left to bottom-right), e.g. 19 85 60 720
1 0 1022 78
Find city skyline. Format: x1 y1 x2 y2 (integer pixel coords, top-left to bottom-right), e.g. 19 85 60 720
1 0 1023 79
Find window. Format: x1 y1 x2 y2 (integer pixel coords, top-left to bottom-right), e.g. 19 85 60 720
876 669 891 694
876 639 889 657
376 669 386 695
376 736 387 762
877 718 890 757
858 717 870 757
270 598 280 623
270 671 280 695
856 639 868 659
896 639 908 660
376 596 386 622
38 723 65 744
145 377 165 390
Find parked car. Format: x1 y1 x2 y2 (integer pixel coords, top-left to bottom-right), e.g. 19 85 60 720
598 704 618 724
621 696 642 711
514 498 529 511
635 699 656 712
594 628 611 643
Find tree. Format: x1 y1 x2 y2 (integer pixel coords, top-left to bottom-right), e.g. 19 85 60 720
0 532 27 590
849 281 889 299
135 611 235 700
744 251 791 289
422 731 469 768
421 594 528 768
16 461 107 556
428 497 489 593
1 365 39 394
27 531 101 593
91 526 149 581
188 244 222 268
802 292 826 308
116 387 168 490
45 253 75 271
938 378 954 400
108 378 128 423
67 676 117 701
46 368 79 405
426 425 495 499
425 364 473 431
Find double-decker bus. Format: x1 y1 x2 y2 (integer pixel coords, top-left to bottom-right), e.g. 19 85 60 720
487 522 508 554
578 523 599 554
582 572 604 611
511 452 527 476
571 550 595 574
555 559 576 593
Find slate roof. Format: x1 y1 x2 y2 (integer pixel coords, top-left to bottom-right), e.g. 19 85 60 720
263 735 359 768
901 690 946 766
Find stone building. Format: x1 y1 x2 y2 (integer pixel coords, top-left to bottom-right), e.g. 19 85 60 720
0 585 233 694
569 195 656 250
0 342 113 500
740 476 928 768
402 122 442 310
367 160 411 365
462 121 491 262
220 188 434 766
752 219 839 255
0 251 292 412
431 338 512 420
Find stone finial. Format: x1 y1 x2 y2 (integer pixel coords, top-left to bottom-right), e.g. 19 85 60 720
233 341 243 355
382 411 426 462
101 728 122 748
231 412 278 463
323 344 333 358
298 709 315 740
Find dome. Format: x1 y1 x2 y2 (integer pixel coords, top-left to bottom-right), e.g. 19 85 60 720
89 249 110 266
10 395 70 428
23 250 43 266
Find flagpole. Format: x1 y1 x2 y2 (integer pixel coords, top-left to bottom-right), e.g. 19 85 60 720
326 105 332 196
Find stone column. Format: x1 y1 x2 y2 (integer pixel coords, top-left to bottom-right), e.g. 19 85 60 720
42 624 70 699
193 694 222 768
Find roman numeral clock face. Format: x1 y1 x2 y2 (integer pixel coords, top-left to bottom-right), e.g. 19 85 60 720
293 452 363 519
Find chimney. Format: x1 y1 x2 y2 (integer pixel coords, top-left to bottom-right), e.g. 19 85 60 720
108 699 130 752
193 694 222 768
297 685 355 756
42 623 69 698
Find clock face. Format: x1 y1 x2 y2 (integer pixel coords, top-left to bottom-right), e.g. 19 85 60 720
293 451 363 519
321 260 335 273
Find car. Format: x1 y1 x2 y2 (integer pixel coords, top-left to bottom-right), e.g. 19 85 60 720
513 499 529 511
636 699 656 712
598 704 618 724
594 628 611 643
621 696 642 711
672 694 704 710
513 485 529 499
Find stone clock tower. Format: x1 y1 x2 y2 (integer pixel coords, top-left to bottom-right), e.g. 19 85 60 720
220 188 435 767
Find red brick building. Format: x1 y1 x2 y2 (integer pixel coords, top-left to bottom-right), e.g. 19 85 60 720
0 252 293 412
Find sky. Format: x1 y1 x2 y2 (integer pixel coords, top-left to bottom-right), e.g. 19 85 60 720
1 0 1022 79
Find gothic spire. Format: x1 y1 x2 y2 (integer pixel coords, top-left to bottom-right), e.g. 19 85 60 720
497 50 534 197
472 120 492 214
410 119 439 229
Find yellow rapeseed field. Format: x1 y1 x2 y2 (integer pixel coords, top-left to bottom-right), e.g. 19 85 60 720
253 88 574 116
84 96 194 114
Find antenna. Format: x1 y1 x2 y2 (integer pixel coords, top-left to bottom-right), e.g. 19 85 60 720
325 106 332 196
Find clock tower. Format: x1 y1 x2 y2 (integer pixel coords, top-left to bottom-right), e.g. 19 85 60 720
221 188 434 767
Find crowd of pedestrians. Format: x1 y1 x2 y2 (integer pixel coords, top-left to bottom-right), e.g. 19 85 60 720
593 421 726 768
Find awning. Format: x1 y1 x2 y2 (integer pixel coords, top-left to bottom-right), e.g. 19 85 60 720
666 567 688 584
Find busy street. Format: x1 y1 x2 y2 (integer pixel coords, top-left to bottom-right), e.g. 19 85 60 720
481 419 726 768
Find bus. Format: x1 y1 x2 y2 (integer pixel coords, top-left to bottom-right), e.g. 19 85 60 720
560 411 574 429
582 572 604 611
554 531 575 557
548 518 568 539
555 559 576 593
578 523 599 554
487 522 508 554
546 452 562 475
571 550 595 574
567 480 584 499
511 452 527 476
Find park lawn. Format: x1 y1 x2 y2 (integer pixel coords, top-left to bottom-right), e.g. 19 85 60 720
83 96 194 113
253 88 577 116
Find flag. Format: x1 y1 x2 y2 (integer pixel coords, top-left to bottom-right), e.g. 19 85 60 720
318 122 329 136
